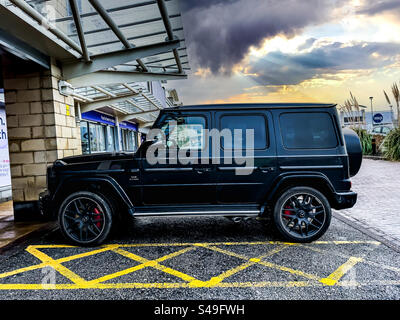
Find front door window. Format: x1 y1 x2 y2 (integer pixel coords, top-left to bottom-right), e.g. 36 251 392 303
160 116 206 151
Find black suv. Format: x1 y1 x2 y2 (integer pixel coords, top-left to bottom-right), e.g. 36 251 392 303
39 103 362 245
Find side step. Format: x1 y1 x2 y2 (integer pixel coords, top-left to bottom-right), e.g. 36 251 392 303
133 206 261 218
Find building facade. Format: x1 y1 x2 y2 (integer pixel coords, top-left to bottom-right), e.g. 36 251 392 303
0 0 189 215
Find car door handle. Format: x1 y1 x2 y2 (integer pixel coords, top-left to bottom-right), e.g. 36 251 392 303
259 167 276 173
195 168 210 174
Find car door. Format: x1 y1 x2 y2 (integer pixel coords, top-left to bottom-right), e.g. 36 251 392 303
214 109 277 204
139 111 216 205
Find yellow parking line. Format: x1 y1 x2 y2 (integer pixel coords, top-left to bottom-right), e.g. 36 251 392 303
2 279 400 290
204 244 291 286
320 257 363 286
26 246 88 286
0 245 118 281
113 240 380 247
204 244 320 282
313 241 380 245
0 262 48 279
87 247 198 285
55 245 119 263
0 240 390 291
116 247 200 283
302 243 400 275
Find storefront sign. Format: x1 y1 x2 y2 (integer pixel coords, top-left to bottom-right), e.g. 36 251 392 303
82 110 116 126
119 121 138 131
0 96 11 190
82 110 138 131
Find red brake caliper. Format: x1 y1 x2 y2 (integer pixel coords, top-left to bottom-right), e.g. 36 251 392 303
93 207 101 228
284 205 293 216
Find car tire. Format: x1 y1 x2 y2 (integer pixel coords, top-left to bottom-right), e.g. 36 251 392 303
58 191 114 246
272 187 331 243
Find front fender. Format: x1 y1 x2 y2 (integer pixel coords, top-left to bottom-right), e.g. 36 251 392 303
51 175 134 215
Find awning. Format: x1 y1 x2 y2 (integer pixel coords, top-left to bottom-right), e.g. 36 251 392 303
0 0 189 124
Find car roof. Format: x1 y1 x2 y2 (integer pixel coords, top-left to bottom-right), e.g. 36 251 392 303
166 103 337 112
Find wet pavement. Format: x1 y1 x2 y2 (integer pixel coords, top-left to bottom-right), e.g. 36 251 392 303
0 201 50 251
0 215 399 300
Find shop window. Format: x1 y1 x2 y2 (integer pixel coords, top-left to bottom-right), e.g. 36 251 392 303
121 129 137 152
89 123 107 153
80 122 90 154
106 126 116 152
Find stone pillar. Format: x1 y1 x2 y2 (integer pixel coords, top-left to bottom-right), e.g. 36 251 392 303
3 57 82 209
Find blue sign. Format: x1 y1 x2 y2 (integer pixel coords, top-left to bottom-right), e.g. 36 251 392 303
120 121 138 131
82 110 138 131
82 110 116 126
373 113 384 124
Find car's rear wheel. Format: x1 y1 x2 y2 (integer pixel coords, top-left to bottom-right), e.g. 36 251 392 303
272 187 331 242
58 191 113 246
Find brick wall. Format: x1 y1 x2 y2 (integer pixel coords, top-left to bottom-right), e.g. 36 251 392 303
4 60 82 202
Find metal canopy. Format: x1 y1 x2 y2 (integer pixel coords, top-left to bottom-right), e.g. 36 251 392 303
1 0 189 124
76 81 165 124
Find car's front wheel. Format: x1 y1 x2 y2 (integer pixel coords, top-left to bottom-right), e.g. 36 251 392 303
58 191 113 246
272 187 331 242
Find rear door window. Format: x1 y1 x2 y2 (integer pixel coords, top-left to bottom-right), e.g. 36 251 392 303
279 112 338 149
220 114 268 149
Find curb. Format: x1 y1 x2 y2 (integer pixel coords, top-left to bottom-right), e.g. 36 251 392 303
333 211 400 253
0 222 58 255
362 155 387 161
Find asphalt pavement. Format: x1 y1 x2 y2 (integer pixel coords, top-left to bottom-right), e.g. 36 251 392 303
0 214 399 300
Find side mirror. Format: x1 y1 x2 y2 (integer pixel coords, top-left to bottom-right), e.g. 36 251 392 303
138 139 166 158
138 139 156 157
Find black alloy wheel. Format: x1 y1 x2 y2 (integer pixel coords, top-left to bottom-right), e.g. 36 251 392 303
58 191 113 246
273 187 331 242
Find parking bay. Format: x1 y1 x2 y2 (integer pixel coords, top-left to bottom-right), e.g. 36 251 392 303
0 216 400 299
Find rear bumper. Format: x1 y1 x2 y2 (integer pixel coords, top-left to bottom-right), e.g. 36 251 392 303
331 191 357 210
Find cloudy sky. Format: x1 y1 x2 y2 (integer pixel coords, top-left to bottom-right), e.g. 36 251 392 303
168 0 400 110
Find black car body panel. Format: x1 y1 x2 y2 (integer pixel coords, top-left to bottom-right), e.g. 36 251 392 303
40 103 360 221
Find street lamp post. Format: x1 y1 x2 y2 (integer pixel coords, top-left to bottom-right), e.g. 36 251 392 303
369 96 374 128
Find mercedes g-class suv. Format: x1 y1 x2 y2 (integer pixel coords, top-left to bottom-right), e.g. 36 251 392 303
39 103 362 246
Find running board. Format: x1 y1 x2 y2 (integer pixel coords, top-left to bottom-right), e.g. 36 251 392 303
133 209 260 218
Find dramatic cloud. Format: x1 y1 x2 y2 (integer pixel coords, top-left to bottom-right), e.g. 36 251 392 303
180 0 239 12
181 0 345 74
357 0 400 15
245 41 400 86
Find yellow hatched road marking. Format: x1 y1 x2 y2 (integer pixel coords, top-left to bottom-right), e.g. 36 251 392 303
87 247 198 284
112 240 381 247
0 245 117 280
26 246 89 286
204 244 291 286
0 240 396 291
320 257 363 286
301 243 400 275
2 279 400 290
0 262 48 280
203 243 320 282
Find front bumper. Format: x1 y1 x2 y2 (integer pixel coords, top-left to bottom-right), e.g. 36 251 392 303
331 191 357 210
38 191 55 220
